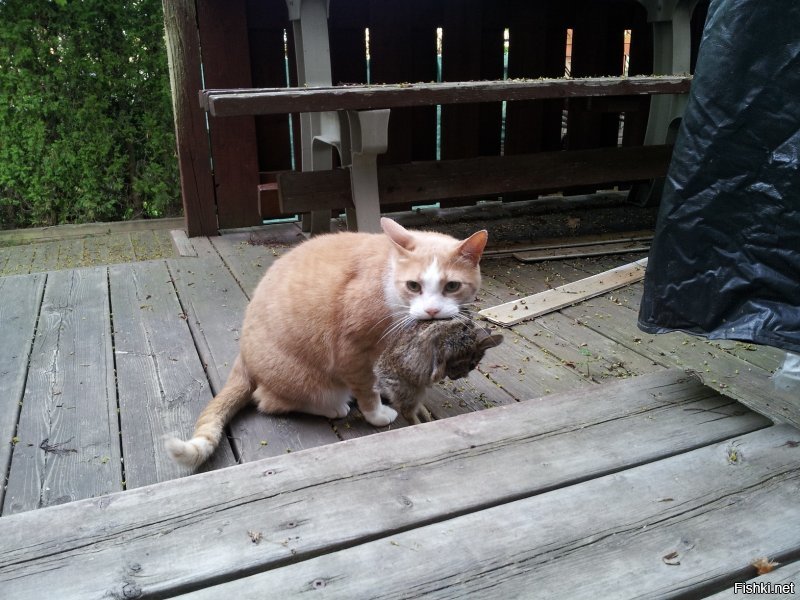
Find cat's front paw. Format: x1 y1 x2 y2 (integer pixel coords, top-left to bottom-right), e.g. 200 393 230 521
362 403 398 427
326 398 351 419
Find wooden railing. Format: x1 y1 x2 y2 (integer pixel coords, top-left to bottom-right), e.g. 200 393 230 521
200 75 691 116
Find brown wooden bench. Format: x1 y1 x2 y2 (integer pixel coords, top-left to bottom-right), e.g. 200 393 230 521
273 144 673 214
201 75 690 228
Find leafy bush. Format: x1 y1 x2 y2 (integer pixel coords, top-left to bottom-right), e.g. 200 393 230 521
0 0 181 228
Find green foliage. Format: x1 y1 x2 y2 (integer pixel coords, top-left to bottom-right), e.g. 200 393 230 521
0 0 181 227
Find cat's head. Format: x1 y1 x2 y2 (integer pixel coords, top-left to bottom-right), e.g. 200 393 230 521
444 327 504 380
381 218 488 321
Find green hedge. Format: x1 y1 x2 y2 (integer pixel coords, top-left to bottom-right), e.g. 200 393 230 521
0 0 180 228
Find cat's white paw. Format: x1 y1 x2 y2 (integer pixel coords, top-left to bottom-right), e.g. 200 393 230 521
329 400 351 419
362 403 398 427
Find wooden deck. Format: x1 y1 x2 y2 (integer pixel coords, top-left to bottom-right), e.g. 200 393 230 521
1 218 798 598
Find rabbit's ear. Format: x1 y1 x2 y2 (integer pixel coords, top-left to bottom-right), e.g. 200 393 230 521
476 327 504 351
479 334 504 351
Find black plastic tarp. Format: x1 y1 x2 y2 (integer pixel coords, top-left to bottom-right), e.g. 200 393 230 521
638 0 800 353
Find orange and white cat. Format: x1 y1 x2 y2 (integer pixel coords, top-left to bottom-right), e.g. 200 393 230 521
166 217 488 468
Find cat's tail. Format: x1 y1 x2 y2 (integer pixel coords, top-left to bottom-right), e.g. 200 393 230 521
165 355 253 469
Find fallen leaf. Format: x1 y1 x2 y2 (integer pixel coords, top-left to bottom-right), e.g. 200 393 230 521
662 551 680 566
752 557 779 575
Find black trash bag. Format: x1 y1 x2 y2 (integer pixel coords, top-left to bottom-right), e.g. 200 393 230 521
638 0 800 353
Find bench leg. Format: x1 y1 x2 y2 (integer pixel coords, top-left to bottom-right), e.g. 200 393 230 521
630 0 700 205
346 110 390 233
289 0 336 234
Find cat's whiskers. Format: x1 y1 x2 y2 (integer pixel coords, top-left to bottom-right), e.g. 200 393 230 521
452 308 476 327
379 313 417 344
370 306 411 335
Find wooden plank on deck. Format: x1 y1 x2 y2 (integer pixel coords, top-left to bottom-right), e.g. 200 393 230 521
0 370 771 598
129 230 167 261
170 229 197 257
167 239 339 460
0 243 35 275
54 238 86 270
167 238 248 392
706 561 800 598
480 258 648 325
2 268 122 515
82 232 136 266
562 297 800 428
479 259 663 380
209 224 301 295
183 425 800 599
108 262 237 487
28 240 60 273
513 237 651 262
0 218 185 246
202 75 693 117
0 274 46 508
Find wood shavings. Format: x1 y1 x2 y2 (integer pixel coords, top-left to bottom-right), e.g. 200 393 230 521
247 530 263 545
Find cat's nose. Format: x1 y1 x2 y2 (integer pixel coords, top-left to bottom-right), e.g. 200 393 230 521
425 307 441 317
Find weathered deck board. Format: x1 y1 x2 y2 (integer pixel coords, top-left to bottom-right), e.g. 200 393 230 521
562 297 798 427
480 258 648 326
0 242 35 275
108 261 238 487
182 425 799 600
210 224 301 286
518 313 664 381
0 370 772 599
166 239 247 391
480 258 661 381
478 325 594 400
0 217 184 246
705 561 800 598
55 238 86 270
130 230 166 261
512 237 652 262
0 274 46 508
546 256 782 376
170 229 198 257
2 268 122 515
82 231 137 265
428 368 519 417
28 240 60 273
489 254 794 420
167 239 339 460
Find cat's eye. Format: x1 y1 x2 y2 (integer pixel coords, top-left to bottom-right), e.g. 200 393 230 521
444 281 462 293
406 281 421 293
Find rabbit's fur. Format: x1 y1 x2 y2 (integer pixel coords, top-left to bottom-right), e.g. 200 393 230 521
376 318 503 424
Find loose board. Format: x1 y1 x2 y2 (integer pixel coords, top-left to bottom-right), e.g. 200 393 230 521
479 257 648 326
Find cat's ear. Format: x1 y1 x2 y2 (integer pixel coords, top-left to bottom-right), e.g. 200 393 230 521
381 217 415 252
457 230 489 266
